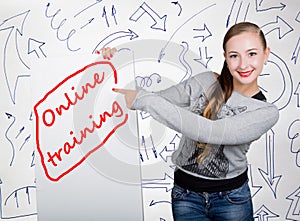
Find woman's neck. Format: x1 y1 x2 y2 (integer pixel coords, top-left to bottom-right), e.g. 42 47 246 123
233 81 260 97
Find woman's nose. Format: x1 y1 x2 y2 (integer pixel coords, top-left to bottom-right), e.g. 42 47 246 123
239 57 249 69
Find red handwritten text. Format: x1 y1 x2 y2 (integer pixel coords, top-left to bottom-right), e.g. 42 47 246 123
34 61 128 182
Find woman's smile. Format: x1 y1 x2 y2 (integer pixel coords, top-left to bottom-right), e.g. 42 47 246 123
238 70 254 78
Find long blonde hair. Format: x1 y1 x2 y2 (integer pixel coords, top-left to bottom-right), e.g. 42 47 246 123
196 22 267 163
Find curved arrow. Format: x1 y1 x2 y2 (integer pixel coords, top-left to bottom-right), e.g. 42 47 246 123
261 52 293 110
255 0 286 12
158 3 216 62
171 1 182 16
92 29 138 53
0 10 31 104
261 16 293 39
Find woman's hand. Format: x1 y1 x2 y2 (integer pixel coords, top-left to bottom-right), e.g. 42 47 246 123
95 47 117 60
113 88 138 109
102 47 117 60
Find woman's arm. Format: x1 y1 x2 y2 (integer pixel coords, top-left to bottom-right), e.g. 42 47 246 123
154 71 216 107
132 90 279 145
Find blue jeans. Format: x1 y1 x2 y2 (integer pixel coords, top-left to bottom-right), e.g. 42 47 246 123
171 181 254 221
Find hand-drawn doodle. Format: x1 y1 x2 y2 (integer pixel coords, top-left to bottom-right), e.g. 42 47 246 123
179 41 192 82
194 46 213 69
255 0 286 12
171 1 182 17
294 83 300 108
292 37 300 65
260 16 293 39
226 0 250 28
258 129 282 199
0 179 37 219
287 119 300 167
158 3 216 62
129 2 167 32
253 205 279 221
261 52 293 110
193 23 212 42
247 164 262 198
0 10 31 105
142 173 173 192
28 38 46 59
286 186 300 221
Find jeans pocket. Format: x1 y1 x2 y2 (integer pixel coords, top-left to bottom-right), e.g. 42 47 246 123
171 184 187 201
225 182 252 205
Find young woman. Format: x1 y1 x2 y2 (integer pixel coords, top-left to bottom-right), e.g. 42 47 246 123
108 22 279 221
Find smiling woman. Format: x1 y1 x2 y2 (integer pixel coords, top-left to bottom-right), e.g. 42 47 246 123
111 21 279 221
224 31 270 97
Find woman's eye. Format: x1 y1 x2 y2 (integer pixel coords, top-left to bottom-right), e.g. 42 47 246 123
229 54 237 58
249 52 257 56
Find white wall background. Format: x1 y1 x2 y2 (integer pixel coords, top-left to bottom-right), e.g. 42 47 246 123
0 0 299 220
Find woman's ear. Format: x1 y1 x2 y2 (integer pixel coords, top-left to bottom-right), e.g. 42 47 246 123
264 47 270 63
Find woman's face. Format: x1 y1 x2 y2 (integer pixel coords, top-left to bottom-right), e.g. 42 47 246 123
224 31 270 94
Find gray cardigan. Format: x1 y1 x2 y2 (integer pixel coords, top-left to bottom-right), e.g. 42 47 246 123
132 71 279 180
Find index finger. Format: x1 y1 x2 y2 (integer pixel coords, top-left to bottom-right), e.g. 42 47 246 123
112 88 124 94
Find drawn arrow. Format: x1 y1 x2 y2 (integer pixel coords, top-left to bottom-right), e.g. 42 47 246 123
255 0 286 12
226 0 251 28
260 16 293 39
31 151 35 167
159 146 173 163
193 23 212 42
80 18 94 29
129 2 167 31
142 173 174 192
0 10 31 104
140 134 158 161
247 164 262 198
171 1 182 16
15 126 25 139
92 29 138 53
286 187 300 220
292 37 300 64
149 199 171 206
73 0 103 18
258 129 282 198
254 205 279 221
112 5 117 25
159 133 180 162
19 134 31 151
158 3 216 62
102 6 109 27
194 46 213 69
294 82 300 108
28 38 46 58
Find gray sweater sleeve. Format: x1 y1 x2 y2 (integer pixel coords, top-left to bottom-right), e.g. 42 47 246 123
132 90 279 145
155 71 216 107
